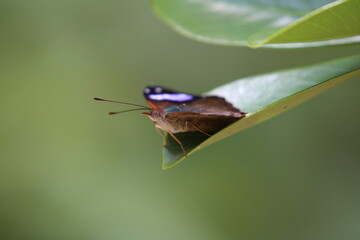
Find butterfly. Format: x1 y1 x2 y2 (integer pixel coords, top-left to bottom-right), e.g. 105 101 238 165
94 86 246 156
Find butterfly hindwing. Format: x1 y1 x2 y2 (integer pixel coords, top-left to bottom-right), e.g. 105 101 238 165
171 96 243 115
164 111 244 133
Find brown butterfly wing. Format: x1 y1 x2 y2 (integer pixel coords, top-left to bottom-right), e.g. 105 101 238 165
165 96 243 114
165 111 245 134
162 96 245 133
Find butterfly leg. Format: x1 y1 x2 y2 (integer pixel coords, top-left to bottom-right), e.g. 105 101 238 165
185 121 212 137
167 131 187 157
155 125 167 147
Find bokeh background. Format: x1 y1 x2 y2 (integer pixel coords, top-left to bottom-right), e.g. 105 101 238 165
1 1 360 240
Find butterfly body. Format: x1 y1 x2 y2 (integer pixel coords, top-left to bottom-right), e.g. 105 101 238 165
95 86 246 157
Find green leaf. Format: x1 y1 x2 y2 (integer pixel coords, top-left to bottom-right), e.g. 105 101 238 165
249 0 360 48
162 55 360 169
152 0 360 48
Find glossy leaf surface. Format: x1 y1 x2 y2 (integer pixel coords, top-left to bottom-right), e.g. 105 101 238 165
153 0 360 48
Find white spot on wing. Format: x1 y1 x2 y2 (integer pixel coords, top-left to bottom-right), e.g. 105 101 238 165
155 87 162 93
149 93 194 102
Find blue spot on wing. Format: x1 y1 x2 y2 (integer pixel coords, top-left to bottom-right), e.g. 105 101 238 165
163 106 182 114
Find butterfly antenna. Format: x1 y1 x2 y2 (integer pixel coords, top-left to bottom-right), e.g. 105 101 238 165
108 108 150 115
94 97 150 109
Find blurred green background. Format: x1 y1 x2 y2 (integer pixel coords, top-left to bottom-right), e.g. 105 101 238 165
1 1 360 240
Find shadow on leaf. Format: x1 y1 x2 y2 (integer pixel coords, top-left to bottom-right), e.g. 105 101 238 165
162 132 211 169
